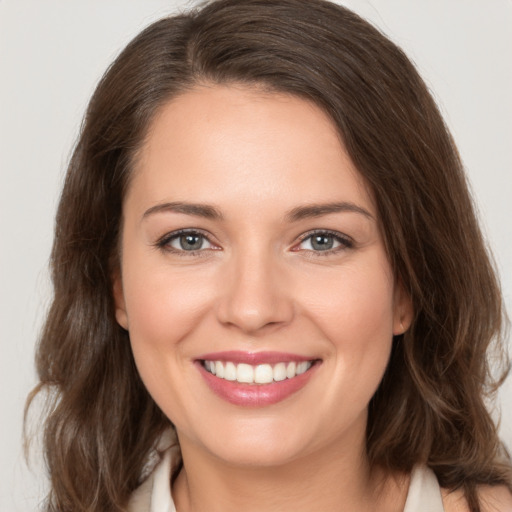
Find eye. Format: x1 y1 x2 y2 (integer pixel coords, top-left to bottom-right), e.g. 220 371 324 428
170 233 210 251
156 229 217 254
294 231 353 253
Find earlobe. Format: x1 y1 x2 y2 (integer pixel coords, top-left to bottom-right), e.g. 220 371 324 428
112 275 129 330
393 282 413 336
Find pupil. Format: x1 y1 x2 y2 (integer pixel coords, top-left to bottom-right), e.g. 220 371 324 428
312 235 333 251
180 234 202 250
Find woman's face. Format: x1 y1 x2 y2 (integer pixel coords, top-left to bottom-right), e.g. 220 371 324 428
114 85 411 466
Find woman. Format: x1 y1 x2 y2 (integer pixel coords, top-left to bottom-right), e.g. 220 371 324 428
26 0 512 511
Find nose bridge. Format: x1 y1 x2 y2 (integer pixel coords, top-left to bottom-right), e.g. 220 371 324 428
216 241 293 334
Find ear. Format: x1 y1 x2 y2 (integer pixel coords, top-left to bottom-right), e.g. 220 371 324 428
392 280 413 336
112 273 129 330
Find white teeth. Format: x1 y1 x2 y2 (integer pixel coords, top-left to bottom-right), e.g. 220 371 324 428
215 361 224 378
254 364 273 384
296 361 309 375
286 362 296 378
224 362 237 381
203 360 313 384
237 363 254 383
273 362 287 382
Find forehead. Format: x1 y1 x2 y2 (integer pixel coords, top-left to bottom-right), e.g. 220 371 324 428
127 84 375 217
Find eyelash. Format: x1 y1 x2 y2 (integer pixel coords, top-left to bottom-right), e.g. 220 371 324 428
294 229 354 256
154 229 218 257
154 228 354 257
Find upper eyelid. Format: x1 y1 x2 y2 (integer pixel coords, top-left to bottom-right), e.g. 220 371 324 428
158 228 213 242
296 229 353 244
155 228 219 251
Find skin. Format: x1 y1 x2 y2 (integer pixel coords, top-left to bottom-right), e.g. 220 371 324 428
113 83 447 512
442 487 512 512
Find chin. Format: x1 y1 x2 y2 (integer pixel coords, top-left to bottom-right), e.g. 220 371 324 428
177 410 343 469
205 433 310 468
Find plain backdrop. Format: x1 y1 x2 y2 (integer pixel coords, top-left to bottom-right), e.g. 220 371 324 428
1 1 511 510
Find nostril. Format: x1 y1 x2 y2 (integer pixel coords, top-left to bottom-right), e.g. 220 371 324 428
214 261 295 332
216 298 294 334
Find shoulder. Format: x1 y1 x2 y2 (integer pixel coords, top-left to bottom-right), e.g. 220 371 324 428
441 485 512 512
477 486 512 512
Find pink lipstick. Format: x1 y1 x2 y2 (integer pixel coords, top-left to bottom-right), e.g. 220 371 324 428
195 351 320 407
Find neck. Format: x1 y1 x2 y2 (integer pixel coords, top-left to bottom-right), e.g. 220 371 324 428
172 421 408 512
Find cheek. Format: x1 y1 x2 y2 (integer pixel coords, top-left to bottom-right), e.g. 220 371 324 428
302 258 395 337
120 249 216 361
120 261 218 420
297 257 395 388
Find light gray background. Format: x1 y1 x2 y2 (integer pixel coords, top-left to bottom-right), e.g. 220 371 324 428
1 1 511 510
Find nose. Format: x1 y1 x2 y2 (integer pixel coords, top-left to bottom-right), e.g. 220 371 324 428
216 249 294 335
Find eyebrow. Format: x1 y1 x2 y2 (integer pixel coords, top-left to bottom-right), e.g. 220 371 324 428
284 202 374 222
142 200 373 223
142 201 224 221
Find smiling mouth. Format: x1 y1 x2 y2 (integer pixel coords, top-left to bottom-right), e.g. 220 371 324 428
201 360 316 385
197 353 321 406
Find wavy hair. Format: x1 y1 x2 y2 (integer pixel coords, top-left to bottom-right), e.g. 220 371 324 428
26 0 511 510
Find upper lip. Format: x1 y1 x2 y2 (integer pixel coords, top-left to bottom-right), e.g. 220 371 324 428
196 351 317 365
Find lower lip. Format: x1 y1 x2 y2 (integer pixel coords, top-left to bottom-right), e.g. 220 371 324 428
196 362 319 407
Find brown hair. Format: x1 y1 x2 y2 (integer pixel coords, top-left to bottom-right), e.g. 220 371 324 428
26 0 511 510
